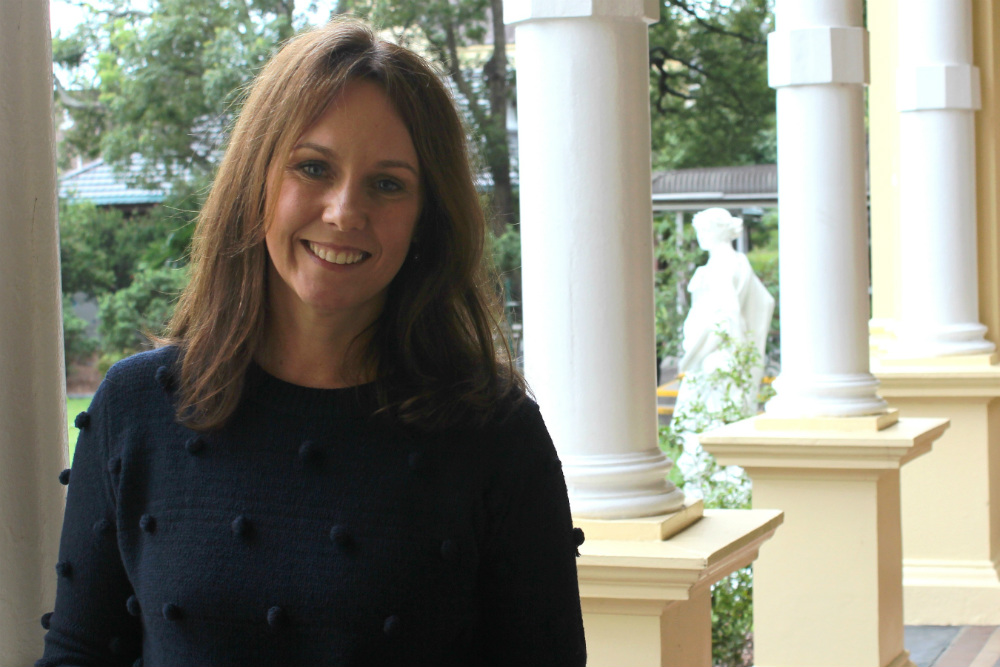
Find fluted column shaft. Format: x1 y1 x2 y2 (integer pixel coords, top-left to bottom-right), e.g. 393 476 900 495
765 0 888 417
896 0 995 357
505 0 684 519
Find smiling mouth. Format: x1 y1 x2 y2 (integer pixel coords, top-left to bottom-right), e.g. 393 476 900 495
307 241 369 265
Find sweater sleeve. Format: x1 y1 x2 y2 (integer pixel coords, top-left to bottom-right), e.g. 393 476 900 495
478 404 587 667
39 374 141 667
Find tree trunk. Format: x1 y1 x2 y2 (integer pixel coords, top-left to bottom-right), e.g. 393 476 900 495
485 0 514 229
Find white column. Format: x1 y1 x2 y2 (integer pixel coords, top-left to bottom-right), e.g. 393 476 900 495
506 0 684 519
0 1 68 663
895 0 995 358
764 0 888 418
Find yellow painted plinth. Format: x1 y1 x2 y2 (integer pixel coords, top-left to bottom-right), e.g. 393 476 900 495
577 509 783 667
701 417 948 667
575 499 704 541
755 408 900 432
875 363 1000 624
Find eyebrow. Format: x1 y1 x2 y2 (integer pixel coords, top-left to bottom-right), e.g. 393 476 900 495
292 142 419 177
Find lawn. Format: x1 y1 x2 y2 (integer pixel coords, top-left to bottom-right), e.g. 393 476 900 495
66 396 93 464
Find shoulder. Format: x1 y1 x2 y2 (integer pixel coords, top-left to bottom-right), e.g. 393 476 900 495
102 346 180 391
475 392 560 469
495 392 545 433
90 346 180 424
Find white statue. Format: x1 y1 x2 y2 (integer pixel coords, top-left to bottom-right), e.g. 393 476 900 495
674 208 775 424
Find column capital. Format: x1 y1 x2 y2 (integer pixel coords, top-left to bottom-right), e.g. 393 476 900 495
504 0 659 26
768 26 869 88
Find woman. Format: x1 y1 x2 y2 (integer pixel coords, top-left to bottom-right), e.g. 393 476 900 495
38 19 586 667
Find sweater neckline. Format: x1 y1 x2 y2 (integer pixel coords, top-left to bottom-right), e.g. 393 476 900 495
243 361 379 416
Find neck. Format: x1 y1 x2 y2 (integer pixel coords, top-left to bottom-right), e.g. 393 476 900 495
256 298 379 390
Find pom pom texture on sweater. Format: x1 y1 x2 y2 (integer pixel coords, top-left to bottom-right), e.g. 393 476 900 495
39 346 586 667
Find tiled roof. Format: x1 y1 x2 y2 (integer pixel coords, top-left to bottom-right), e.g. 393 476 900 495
652 163 777 195
651 164 777 210
59 159 168 206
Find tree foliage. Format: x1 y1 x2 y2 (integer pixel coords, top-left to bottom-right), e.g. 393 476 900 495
63 295 99 368
654 214 708 360
649 0 775 170
58 182 202 361
53 0 296 183
98 264 188 356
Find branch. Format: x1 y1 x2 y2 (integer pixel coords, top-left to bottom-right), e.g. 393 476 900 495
664 0 762 46
427 23 490 131
53 76 103 111
649 46 751 117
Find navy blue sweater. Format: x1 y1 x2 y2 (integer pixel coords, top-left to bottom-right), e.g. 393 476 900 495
39 347 586 666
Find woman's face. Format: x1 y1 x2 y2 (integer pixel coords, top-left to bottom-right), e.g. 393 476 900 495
265 78 421 326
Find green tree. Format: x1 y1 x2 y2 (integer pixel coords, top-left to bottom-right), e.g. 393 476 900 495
53 0 296 184
58 199 182 297
62 295 99 370
649 0 775 171
53 0 287 361
338 0 516 228
97 264 189 360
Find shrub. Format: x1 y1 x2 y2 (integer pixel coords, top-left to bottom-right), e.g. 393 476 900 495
62 294 98 371
661 328 773 667
97 264 188 356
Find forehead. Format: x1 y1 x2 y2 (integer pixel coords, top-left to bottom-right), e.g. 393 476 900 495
294 80 416 157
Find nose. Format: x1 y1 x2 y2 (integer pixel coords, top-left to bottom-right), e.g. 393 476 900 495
322 182 367 231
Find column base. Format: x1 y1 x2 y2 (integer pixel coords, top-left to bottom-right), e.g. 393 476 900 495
576 509 783 667
564 448 687 519
755 407 899 432
891 325 997 360
574 498 704 541
765 372 889 418
904 559 1000 624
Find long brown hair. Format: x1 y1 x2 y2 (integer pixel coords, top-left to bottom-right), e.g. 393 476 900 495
164 18 523 431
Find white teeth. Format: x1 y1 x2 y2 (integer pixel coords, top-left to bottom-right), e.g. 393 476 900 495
308 242 366 265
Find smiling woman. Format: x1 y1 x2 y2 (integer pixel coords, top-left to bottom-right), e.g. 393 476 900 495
38 17 587 667
261 80 422 388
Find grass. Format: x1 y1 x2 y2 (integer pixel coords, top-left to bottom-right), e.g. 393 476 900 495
66 396 93 464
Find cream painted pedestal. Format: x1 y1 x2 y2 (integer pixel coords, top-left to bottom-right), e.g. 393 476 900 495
701 417 948 667
875 362 1000 624
576 509 783 667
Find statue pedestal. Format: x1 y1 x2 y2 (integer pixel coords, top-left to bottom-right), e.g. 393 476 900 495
576 509 782 667
875 361 1000 624
701 417 948 667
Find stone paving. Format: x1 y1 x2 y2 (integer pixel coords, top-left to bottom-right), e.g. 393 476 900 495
906 626 1000 667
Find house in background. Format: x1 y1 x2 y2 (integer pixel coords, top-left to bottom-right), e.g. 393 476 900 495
58 157 168 210
58 158 170 340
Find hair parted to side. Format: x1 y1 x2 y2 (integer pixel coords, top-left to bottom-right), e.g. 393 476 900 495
163 17 524 431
